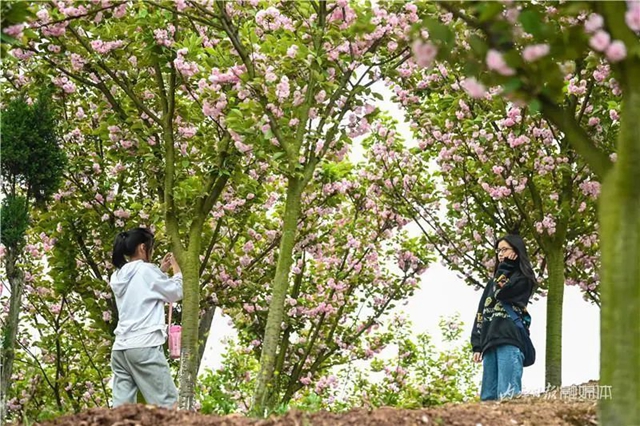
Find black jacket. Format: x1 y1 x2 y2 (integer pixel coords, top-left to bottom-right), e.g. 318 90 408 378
471 260 533 354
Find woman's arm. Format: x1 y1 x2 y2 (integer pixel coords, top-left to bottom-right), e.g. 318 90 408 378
494 274 531 305
145 265 184 303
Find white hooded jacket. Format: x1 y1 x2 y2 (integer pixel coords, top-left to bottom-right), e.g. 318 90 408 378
110 260 183 350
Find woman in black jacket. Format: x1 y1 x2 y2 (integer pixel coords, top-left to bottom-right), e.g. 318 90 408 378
471 234 536 400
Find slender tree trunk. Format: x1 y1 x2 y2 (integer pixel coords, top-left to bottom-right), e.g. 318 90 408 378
599 75 640 426
251 177 304 417
196 305 216 373
177 246 202 410
1 248 25 422
544 245 565 388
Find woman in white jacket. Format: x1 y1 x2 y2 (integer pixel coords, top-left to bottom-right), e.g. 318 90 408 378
110 227 182 408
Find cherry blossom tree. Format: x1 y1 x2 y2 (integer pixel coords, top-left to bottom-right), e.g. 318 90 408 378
402 1 639 423
196 158 430 411
157 0 416 414
375 43 615 387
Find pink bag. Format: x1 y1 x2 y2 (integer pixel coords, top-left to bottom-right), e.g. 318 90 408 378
167 303 182 359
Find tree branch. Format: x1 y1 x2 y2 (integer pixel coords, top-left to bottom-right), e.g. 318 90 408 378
540 95 612 180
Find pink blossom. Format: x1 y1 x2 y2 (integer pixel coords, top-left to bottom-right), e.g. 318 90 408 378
36 8 50 24
178 125 197 138
486 49 515 76
255 7 292 31
584 13 604 33
289 118 299 126
114 209 131 219
412 40 437 69
9 48 34 61
522 44 550 62
3 24 24 38
509 135 530 148
276 76 290 100
154 29 172 47
567 78 587 96
535 215 557 235
265 69 278 83
59 5 88 18
103 311 112 321
626 2 640 31
593 64 610 82
579 180 601 198
589 30 611 52
113 3 127 18
42 23 67 37
605 40 627 62
502 118 516 127
588 117 600 126
235 140 252 153
286 45 298 58
300 376 312 385
315 90 326 103
460 77 486 99
90 39 123 54
405 3 418 14
70 53 86 71
174 51 199 78
328 3 357 27
609 109 619 121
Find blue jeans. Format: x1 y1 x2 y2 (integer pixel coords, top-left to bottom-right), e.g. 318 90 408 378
480 344 523 400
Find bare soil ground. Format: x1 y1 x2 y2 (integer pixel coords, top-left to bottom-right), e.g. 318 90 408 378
31 397 597 426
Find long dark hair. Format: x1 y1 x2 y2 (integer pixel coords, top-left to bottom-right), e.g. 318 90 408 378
112 228 154 269
494 234 537 289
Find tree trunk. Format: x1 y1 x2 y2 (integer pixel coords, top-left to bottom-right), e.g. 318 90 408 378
598 75 640 426
196 305 216 373
1 247 25 423
251 177 304 417
177 246 202 410
544 245 564 389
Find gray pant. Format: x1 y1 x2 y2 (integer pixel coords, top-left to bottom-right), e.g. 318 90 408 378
111 346 178 408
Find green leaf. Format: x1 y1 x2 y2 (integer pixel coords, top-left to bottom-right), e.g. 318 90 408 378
529 98 542 114
502 77 522 94
469 35 487 57
478 2 504 23
422 18 454 46
518 10 546 38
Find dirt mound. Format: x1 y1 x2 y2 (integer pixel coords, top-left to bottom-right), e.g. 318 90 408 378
31 398 597 426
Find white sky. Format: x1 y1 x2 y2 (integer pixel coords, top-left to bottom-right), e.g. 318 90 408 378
199 81 601 394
